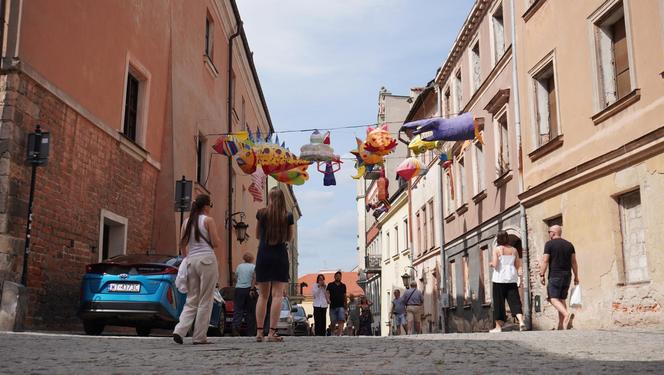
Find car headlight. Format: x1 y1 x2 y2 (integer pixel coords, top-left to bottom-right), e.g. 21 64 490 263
287 316 293 324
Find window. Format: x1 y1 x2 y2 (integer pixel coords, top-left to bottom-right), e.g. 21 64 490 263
99 209 128 262
123 72 140 142
403 218 409 251
492 4 505 64
421 205 428 252
473 139 486 194
444 169 455 215
444 88 451 117
456 153 466 205
533 62 559 146
196 134 207 185
594 3 632 108
428 200 435 249
470 41 481 93
385 232 390 258
480 246 491 303
241 97 246 128
205 13 214 61
416 212 422 256
496 113 510 176
449 260 457 307
462 255 470 304
544 215 563 229
453 70 463 113
394 226 399 255
619 190 648 283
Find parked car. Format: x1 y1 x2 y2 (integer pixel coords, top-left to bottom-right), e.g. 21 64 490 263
292 305 312 336
220 286 251 335
275 297 295 336
78 254 225 337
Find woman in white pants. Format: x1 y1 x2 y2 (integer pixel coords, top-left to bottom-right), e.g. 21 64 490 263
173 194 222 345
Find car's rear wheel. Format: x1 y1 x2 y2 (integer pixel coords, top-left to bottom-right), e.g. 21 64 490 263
208 308 225 337
83 320 104 335
136 326 152 337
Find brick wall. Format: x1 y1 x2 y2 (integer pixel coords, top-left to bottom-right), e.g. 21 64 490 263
0 72 158 330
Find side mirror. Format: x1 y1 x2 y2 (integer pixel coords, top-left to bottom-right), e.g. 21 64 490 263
291 307 298 313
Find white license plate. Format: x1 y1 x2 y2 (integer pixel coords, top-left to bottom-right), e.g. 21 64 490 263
108 283 141 293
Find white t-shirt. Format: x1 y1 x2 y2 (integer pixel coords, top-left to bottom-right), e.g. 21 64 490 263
312 284 328 308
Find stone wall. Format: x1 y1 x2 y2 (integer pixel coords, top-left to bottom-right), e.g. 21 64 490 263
0 72 158 330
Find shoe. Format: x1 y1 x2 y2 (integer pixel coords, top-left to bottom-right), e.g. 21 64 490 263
519 323 527 331
489 327 502 333
173 333 183 345
565 313 575 330
255 327 263 342
266 327 284 342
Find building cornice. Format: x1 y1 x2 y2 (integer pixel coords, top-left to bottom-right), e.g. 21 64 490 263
519 125 664 207
434 0 492 84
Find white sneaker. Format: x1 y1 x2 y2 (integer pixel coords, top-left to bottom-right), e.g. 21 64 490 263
489 327 502 333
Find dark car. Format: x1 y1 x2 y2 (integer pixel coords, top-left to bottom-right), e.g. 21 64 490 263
292 305 312 336
78 254 225 336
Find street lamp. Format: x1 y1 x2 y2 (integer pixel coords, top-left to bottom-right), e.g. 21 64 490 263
226 212 249 243
357 269 368 292
401 272 411 288
401 266 418 289
22 125 50 286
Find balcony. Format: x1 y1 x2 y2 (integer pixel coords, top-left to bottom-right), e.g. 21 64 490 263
365 255 382 274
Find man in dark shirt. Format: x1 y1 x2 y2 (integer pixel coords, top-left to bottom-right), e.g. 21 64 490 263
326 271 347 336
540 225 579 330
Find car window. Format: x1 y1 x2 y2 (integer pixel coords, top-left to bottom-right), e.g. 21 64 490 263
294 307 305 317
281 298 289 311
106 254 178 265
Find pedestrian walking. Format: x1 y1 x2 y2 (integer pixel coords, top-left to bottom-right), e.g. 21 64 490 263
326 271 347 336
489 231 526 333
173 194 221 345
312 274 329 336
540 225 579 330
390 289 407 335
254 187 294 342
232 252 257 336
347 294 360 336
357 305 373 336
402 281 424 334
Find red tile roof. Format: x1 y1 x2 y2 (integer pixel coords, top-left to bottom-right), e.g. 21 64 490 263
298 272 364 298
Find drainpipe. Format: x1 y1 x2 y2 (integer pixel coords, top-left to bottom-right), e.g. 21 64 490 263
509 0 531 329
435 84 448 333
226 22 241 286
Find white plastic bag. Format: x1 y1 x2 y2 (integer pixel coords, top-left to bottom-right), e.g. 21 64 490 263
175 257 189 294
570 285 582 307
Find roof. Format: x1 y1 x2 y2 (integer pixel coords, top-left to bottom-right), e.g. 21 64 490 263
298 272 364 298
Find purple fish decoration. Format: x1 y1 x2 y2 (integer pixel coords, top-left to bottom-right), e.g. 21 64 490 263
323 162 336 186
402 113 475 142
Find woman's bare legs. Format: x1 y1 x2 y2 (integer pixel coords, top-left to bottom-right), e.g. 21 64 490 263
268 282 287 338
255 282 270 339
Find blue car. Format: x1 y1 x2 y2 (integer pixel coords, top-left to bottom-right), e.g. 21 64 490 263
78 254 225 336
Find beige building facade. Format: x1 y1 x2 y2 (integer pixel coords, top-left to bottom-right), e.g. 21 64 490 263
515 0 664 329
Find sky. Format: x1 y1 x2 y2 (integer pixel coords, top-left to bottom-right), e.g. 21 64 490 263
236 0 475 277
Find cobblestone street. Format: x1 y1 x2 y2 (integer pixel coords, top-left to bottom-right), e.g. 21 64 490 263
1 330 663 374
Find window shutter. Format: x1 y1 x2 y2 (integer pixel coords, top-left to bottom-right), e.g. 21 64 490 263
612 17 630 100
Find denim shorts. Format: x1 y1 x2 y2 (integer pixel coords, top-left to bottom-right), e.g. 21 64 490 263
330 307 346 324
394 313 407 326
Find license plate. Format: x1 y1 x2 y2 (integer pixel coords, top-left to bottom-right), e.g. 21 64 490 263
108 283 141 293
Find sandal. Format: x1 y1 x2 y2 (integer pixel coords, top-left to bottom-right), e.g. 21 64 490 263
256 327 264 342
266 327 283 342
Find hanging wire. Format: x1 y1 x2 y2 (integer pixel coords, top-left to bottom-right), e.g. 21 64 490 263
204 120 408 137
